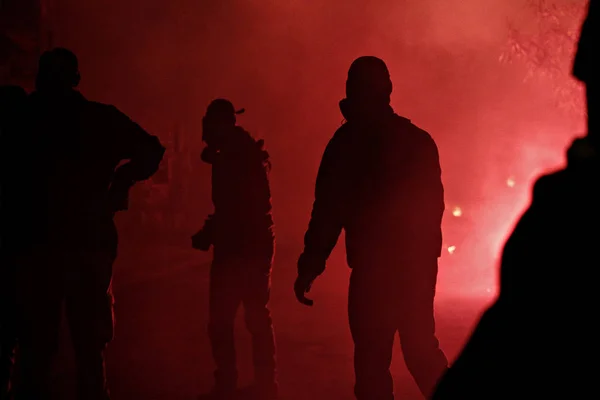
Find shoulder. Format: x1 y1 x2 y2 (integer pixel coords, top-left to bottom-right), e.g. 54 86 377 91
397 116 439 152
232 126 262 152
331 122 352 140
328 122 357 150
85 101 122 118
87 102 151 137
86 101 143 129
234 126 256 143
81 101 122 126
390 117 440 168
317 124 354 163
531 169 568 201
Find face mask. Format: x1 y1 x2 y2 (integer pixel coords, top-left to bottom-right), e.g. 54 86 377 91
339 97 392 123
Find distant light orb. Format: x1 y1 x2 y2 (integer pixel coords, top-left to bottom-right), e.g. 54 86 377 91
506 177 516 188
447 245 456 254
452 207 462 217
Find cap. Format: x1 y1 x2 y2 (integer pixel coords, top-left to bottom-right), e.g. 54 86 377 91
205 98 245 122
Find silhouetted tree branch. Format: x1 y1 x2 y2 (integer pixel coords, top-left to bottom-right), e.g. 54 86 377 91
500 0 587 113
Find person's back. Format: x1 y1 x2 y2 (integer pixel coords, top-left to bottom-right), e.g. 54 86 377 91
209 126 272 225
432 143 599 399
512 151 598 379
326 113 444 269
15 48 164 400
25 88 163 251
505 142 598 391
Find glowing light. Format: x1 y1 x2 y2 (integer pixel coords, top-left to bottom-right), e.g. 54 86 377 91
447 245 456 254
506 177 516 188
486 288 492 293
452 207 462 217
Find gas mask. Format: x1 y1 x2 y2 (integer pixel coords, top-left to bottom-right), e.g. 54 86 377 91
338 96 392 123
202 116 233 149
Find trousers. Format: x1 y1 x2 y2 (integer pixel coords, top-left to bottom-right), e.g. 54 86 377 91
1 259 18 399
207 255 277 390
14 248 115 400
348 257 448 400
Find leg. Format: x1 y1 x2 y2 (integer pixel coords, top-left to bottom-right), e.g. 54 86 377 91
348 270 397 400
208 264 243 392
0 262 17 399
242 269 277 396
13 254 64 400
397 259 448 398
65 253 114 400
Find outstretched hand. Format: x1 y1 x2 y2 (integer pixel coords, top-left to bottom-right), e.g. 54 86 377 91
294 273 316 306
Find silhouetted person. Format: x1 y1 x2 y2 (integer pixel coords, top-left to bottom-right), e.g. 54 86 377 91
1 84 28 400
294 56 448 400
431 2 598 399
13 48 165 400
193 99 277 399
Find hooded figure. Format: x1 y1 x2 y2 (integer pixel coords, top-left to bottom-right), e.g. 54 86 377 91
295 56 448 399
432 1 600 398
193 99 278 400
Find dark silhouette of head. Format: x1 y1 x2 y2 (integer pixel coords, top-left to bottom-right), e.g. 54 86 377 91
346 56 393 102
573 0 597 144
340 56 393 122
204 99 245 125
35 48 80 93
202 99 245 147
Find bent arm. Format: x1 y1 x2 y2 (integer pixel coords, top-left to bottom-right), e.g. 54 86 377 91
411 134 445 256
110 107 165 189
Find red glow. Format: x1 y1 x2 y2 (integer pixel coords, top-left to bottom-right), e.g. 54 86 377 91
35 0 587 299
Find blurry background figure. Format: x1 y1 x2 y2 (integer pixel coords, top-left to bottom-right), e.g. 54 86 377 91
194 99 278 400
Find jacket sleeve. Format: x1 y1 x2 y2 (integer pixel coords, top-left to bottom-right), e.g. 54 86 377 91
420 134 445 231
300 134 346 275
109 106 166 187
201 145 219 165
408 132 444 256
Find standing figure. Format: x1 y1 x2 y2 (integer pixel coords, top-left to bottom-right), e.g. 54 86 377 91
14 48 165 400
432 1 599 398
0 84 28 400
193 99 277 399
294 56 449 400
